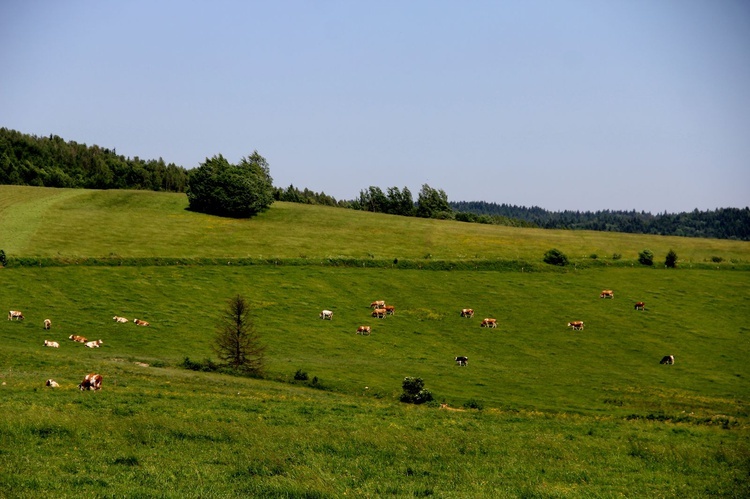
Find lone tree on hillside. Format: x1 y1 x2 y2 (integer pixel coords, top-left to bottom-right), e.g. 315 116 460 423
186 151 274 218
214 294 266 375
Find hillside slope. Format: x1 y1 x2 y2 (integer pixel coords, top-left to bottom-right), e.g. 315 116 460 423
1 185 748 264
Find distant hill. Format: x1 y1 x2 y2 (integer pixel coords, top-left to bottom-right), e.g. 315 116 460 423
451 201 750 241
2 127 747 240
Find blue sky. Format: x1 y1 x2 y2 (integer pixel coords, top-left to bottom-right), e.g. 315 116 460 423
2 0 748 213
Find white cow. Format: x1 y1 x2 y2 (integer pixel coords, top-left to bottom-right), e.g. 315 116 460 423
43 340 60 348
320 310 333 320
85 339 103 348
8 310 24 320
44 319 51 330
45 379 60 388
113 316 128 323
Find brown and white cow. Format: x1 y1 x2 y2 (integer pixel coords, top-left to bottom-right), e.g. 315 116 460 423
370 300 386 309
69 334 88 343
43 340 60 348
44 319 51 330
8 310 24 320
660 355 675 365
113 316 128 323
319 310 333 320
455 356 468 366
356 326 371 335
85 339 103 348
45 379 60 388
385 305 395 316
634 302 645 311
567 321 585 330
133 318 150 326
600 290 614 299
372 308 386 319
78 373 103 391
460 309 474 318
480 318 497 328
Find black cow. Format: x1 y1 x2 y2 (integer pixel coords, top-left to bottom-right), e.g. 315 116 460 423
455 356 468 366
660 355 675 365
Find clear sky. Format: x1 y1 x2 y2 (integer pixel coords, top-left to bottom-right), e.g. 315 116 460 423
2 1 748 213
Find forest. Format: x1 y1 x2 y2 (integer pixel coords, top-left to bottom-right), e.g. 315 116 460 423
2 127 748 240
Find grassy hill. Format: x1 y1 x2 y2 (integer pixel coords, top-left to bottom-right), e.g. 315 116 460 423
0 186 749 497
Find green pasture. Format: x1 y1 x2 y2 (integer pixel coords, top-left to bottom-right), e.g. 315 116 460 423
1 185 748 265
0 185 749 497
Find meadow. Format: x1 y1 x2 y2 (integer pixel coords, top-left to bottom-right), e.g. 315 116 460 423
0 186 749 497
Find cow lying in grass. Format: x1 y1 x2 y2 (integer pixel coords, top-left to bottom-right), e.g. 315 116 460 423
78 373 102 391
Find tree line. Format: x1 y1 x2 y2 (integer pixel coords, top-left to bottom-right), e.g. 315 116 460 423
2 127 747 239
451 201 750 241
0 127 189 192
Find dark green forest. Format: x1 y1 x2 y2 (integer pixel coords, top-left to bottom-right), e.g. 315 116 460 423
2 127 748 240
0 127 188 192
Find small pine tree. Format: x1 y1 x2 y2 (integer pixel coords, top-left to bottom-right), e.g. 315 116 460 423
665 249 678 268
214 295 266 375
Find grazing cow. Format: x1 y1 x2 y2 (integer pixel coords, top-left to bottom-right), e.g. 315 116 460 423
113 316 128 323
45 379 59 388
43 340 60 348
370 300 386 309
460 309 474 318
455 356 468 366
69 335 88 343
44 319 51 330
385 305 395 315
320 310 333 320
660 355 675 365
356 326 371 335
8 310 24 320
567 321 585 330
600 290 614 299
78 373 103 391
634 302 645 311
480 318 497 328
85 339 103 348
133 319 150 326
372 308 386 319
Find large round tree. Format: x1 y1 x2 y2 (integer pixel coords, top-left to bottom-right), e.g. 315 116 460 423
186 151 274 217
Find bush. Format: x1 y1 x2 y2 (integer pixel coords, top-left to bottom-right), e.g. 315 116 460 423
400 377 434 405
711 256 724 263
638 249 654 266
543 248 569 266
186 152 274 218
0 249 6 267
665 249 678 268
294 369 309 381
182 357 218 372
463 399 484 410
612 253 622 260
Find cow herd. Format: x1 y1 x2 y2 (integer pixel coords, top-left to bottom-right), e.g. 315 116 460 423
6 308 153 391
318 289 674 368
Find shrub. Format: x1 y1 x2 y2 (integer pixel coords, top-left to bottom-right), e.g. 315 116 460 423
711 256 724 263
463 399 484 410
543 248 569 266
294 369 309 381
612 253 622 260
589 254 598 260
638 249 654 266
665 249 678 268
182 357 218 372
0 249 6 267
400 377 434 405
